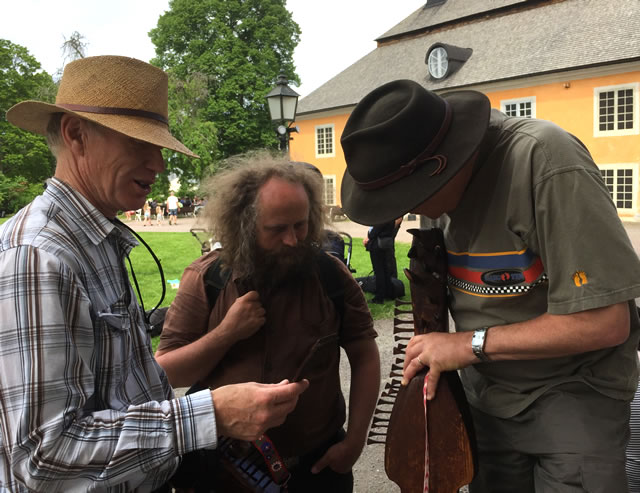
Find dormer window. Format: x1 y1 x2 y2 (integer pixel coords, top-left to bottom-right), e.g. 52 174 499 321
427 47 448 79
426 43 472 81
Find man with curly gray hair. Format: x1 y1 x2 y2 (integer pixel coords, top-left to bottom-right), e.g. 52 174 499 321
198 152 327 282
156 152 380 492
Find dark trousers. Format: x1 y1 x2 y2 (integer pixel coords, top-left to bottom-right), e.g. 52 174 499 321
286 429 353 492
370 247 394 300
386 246 398 279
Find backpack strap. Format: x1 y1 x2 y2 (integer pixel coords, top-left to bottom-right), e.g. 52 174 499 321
203 256 232 310
186 256 231 396
312 247 345 328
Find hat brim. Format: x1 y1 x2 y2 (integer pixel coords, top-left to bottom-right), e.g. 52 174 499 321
6 100 198 158
341 90 490 225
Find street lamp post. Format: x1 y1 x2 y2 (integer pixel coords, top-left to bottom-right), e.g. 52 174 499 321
266 73 300 152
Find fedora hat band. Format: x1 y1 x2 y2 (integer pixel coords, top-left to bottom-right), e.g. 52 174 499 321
57 103 168 125
354 99 452 191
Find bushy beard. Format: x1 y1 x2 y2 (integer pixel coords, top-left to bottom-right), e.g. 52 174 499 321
248 242 314 295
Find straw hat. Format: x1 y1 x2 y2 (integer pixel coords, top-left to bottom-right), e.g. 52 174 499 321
340 79 490 225
6 55 197 158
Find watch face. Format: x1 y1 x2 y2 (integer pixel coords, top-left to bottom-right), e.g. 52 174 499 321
428 46 448 79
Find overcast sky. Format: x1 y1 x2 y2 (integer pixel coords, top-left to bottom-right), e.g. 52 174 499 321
3 0 425 97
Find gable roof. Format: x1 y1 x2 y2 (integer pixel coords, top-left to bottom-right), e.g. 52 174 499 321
378 0 526 40
297 0 640 115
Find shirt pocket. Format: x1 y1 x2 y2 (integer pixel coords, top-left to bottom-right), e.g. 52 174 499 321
95 292 133 331
299 292 339 339
93 292 134 384
292 333 339 382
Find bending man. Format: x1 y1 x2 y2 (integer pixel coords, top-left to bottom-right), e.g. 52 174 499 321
340 79 640 492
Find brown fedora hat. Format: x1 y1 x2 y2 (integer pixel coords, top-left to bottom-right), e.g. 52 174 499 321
340 79 490 225
6 55 197 158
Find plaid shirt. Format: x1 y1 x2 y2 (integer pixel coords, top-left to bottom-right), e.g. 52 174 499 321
0 178 217 492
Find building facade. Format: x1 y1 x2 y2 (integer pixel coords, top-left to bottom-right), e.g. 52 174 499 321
290 0 640 217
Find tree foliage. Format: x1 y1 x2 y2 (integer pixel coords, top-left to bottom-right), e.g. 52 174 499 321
0 39 56 211
149 0 301 182
0 174 44 214
163 71 220 186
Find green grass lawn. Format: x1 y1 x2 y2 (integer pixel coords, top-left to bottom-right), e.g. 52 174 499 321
127 232 202 311
347 239 411 319
127 232 412 351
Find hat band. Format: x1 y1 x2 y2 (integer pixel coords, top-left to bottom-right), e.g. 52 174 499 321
354 99 452 191
57 103 168 125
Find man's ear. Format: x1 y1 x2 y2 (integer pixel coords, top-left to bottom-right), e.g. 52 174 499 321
60 114 90 157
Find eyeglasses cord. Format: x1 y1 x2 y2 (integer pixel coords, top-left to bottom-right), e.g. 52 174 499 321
115 218 166 326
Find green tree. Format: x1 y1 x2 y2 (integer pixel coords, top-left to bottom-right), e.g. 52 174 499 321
0 40 56 210
0 174 43 214
149 0 301 173
163 70 220 186
150 173 171 205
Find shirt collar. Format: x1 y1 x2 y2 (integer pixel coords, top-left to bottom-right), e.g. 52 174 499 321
45 177 139 249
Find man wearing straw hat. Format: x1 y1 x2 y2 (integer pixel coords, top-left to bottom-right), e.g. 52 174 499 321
0 55 308 492
340 79 640 491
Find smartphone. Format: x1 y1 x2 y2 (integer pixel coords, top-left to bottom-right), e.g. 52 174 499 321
293 333 339 382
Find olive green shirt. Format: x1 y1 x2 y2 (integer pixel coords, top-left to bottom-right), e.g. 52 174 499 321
424 110 640 418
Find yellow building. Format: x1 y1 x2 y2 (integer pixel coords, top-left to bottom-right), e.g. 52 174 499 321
291 0 640 217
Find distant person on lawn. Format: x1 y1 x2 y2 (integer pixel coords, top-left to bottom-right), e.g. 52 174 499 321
166 190 179 225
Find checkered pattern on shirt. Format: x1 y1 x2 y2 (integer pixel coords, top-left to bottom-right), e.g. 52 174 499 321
449 274 549 296
0 178 217 493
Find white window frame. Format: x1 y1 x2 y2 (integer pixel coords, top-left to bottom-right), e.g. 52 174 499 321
593 83 639 137
315 124 335 158
323 174 337 206
500 97 536 118
599 163 638 212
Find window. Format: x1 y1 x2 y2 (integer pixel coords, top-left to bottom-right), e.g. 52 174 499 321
425 43 472 81
427 46 448 80
594 83 639 137
501 97 535 118
323 175 336 205
600 164 637 211
315 124 335 158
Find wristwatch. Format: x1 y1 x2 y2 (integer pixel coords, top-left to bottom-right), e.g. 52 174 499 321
471 327 490 362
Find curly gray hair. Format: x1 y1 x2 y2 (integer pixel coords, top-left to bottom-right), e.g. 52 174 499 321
201 150 326 278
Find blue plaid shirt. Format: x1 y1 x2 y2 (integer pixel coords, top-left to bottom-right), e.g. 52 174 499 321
0 178 217 492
